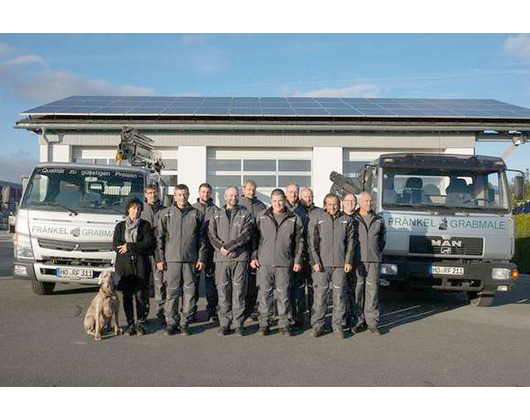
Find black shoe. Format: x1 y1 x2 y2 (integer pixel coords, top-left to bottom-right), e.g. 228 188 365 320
234 327 245 337
157 315 167 327
125 324 136 336
355 324 368 333
136 323 146 336
280 327 292 337
208 315 219 324
188 313 197 323
368 326 383 335
258 326 270 336
217 326 229 336
164 325 180 336
182 325 190 336
251 313 259 322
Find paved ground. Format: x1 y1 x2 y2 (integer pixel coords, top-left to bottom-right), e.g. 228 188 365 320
1 231 529 386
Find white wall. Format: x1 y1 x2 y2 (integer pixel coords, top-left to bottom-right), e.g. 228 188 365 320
51 144 71 162
313 147 342 206
177 146 207 199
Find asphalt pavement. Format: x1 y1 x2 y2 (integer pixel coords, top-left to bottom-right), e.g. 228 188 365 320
1 231 529 386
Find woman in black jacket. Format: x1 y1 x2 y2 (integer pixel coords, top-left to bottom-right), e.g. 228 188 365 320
113 197 155 335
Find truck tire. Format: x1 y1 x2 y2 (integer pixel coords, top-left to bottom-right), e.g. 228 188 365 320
467 291 495 307
31 280 56 295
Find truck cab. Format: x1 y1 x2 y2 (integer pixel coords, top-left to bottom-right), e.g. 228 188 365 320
12 163 155 294
332 153 519 307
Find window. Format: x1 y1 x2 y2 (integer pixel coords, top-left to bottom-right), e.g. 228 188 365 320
207 149 312 206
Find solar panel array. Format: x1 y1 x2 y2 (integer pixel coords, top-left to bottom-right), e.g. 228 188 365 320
21 96 530 119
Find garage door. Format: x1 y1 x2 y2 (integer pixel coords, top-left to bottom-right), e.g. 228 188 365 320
207 148 312 205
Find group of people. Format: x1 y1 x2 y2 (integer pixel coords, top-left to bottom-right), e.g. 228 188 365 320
112 179 386 339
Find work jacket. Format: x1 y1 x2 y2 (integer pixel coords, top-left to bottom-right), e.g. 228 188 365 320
308 210 356 268
253 207 304 267
239 196 266 221
208 205 254 262
353 211 386 263
156 204 207 263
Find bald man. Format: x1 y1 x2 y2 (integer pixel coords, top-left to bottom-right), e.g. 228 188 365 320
352 192 386 335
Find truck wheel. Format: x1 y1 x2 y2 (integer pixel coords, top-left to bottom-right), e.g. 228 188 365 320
31 280 56 295
467 291 495 307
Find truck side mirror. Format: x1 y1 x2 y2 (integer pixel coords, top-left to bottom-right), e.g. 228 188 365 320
514 175 524 200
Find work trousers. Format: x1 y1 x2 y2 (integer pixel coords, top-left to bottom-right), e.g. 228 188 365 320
311 267 347 331
151 257 165 319
355 262 380 329
257 266 292 329
216 261 248 328
192 263 218 318
165 262 197 327
291 265 312 322
344 271 357 327
244 270 258 318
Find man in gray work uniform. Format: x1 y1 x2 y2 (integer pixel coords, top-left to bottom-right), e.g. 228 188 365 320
156 184 206 336
208 186 254 336
308 193 355 338
352 191 386 335
239 179 266 320
192 182 220 323
251 189 304 336
140 184 165 324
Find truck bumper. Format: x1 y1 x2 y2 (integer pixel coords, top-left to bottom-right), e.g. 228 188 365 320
13 259 106 285
381 258 517 293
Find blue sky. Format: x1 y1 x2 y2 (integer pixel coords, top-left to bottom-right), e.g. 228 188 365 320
1 33 530 183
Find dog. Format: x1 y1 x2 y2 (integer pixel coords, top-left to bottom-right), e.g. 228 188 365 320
83 271 121 341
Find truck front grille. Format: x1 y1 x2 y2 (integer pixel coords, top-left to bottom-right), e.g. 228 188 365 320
38 238 113 253
409 236 483 256
41 256 113 268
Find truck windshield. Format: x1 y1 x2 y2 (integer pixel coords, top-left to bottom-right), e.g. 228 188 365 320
20 167 144 214
382 167 510 214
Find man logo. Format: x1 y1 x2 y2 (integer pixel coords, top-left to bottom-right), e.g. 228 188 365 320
70 227 81 237
431 239 462 248
441 247 452 254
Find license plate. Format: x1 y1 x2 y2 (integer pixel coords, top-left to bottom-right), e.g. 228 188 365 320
431 266 464 276
56 268 94 278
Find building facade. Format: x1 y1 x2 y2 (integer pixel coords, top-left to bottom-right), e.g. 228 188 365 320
15 96 530 206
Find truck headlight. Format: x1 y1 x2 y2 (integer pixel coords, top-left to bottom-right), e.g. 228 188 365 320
13 234 34 260
492 268 510 280
381 263 398 275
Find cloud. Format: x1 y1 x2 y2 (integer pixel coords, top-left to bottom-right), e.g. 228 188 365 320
0 42 15 57
0 48 155 102
12 70 154 102
0 151 38 184
299 84 381 98
504 34 530 63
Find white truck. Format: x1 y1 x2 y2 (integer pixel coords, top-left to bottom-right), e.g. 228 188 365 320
12 127 165 294
330 153 523 307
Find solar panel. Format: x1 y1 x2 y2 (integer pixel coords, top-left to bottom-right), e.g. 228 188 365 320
19 95 530 120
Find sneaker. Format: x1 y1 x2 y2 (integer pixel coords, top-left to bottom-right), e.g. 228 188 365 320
217 326 230 336
258 326 270 336
355 324 368 334
208 314 219 324
164 325 180 336
234 327 245 337
280 327 292 337
124 324 136 336
136 323 146 336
